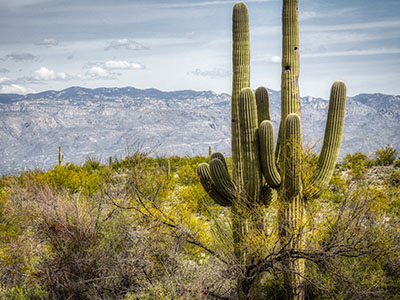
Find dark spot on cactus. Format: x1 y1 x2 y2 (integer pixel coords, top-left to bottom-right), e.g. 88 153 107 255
232 119 237 123
294 47 299 55
285 65 291 71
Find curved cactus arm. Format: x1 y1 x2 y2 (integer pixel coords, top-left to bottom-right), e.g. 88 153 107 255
259 120 281 188
260 184 278 206
211 152 229 173
210 159 237 202
197 163 231 207
255 86 271 125
285 113 302 199
232 1 250 184
238 88 262 203
307 80 346 199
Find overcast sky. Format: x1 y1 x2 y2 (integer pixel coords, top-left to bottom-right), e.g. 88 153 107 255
0 0 399 98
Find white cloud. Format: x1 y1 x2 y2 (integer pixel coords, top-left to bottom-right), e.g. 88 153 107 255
36 38 59 46
34 67 66 80
302 48 400 58
104 60 144 70
0 77 10 84
299 8 357 21
189 67 230 78
0 84 35 94
86 67 111 79
104 39 148 51
163 0 276 8
302 19 400 32
271 56 281 63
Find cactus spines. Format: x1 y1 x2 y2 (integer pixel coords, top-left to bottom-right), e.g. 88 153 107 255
307 80 347 198
211 152 229 173
210 158 236 201
285 113 302 198
58 146 64 166
197 163 231 207
255 86 271 125
259 120 281 188
239 88 262 202
232 1 250 185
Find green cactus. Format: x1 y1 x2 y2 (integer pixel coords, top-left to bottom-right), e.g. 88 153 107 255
167 159 171 176
208 145 212 156
58 146 64 166
231 1 250 187
197 1 346 298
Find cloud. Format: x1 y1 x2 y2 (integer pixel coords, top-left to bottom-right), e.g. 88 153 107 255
271 56 281 63
104 39 148 51
33 67 66 80
0 0 51 10
302 19 400 32
5 52 37 61
0 77 10 84
85 67 116 79
299 8 357 21
0 68 10 73
103 60 144 70
36 38 59 46
302 48 400 58
163 0 276 8
188 68 230 78
186 31 196 39
66 55 73 60
0 84 35 94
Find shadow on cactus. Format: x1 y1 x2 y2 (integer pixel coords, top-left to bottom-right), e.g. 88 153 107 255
196 1 346 298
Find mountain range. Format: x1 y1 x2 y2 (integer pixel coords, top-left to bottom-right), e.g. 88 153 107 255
1 86 399 174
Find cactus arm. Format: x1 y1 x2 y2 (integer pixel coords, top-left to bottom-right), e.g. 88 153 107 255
232 2 250 185
238 88 262 203
211 152 229 173
255 86 271 125
210 159 237 202
307 80 347 199
197 163 232 207
285 113 302 198
259 120 281 188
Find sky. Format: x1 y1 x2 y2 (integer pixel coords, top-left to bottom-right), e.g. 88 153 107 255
0 0 399 98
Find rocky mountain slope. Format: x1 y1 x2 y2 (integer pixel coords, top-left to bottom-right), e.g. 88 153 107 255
1 86 399 174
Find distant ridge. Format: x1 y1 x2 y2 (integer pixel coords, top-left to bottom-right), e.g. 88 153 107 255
0 86 399 174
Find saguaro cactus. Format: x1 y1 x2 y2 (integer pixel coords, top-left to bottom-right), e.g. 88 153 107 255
58 146 64 166
197 1 346 299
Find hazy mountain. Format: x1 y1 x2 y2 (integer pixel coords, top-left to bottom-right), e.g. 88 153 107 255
1 86 399 174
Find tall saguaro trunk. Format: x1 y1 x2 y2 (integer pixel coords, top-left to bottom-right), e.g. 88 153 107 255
279 1 305 299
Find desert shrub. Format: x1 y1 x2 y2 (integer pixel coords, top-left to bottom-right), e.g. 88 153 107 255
1 152 400 299
340 151 372 177
374 146 398 166
394 158 400 168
